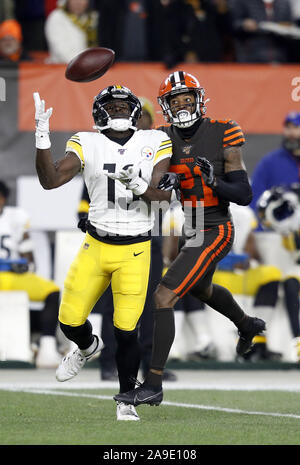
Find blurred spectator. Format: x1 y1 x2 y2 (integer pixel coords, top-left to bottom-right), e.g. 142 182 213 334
0 180 61 368
250 112 300 361
150 0 194 68
45 0 98 63
121 0 148 61
0 0 14 23
95 0 126 58
290 0 300 26
14 0 47 51
0 19 31 63
230 0 294 63
213 202 282 362
183 0 233 63
137 96 155 129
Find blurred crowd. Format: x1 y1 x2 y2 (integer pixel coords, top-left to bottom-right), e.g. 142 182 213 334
0 0 299 66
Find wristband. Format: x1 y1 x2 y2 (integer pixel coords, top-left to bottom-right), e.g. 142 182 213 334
130 177 148 196
35 131 51 150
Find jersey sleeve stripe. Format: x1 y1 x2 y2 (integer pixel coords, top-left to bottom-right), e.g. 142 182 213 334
159 139 172 147
154 146 172 162
224 125 242 135
153 152 171 167
223 137 245 147
66 140 85 168
223 131 244 142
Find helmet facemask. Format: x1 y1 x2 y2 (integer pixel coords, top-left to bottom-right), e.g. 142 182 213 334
93 85 142 132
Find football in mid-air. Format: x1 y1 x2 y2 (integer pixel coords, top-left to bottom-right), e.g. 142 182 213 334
65 47 115 82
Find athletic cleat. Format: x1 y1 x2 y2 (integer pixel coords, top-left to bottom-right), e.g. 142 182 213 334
236 317 266 356
114 381 163 406
116 402 140 421
56 335 102 382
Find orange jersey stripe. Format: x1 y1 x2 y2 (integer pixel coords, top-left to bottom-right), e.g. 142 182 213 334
224 125 242 135
223 137 245 147
210 119 231 124
182 222 232 296
173 224 225 295
223 131 244 142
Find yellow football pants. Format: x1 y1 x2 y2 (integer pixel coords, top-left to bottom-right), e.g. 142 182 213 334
0 272 59 301
58 233 151 331
212 265 282 296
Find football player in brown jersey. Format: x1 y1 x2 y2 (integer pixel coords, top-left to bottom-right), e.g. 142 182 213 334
113 71 266 407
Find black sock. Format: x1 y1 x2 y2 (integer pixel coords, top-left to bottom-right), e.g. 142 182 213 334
114 327 141 393
147 307 175 387
200 284 247 328
254 281 279 307
283 278 300 337
41 291 59 336
59 320 94 350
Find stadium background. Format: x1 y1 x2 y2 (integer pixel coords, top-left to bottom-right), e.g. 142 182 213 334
1 62 299 204
0 61 300 363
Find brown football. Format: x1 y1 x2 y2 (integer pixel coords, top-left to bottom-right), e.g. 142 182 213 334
65 47 115 82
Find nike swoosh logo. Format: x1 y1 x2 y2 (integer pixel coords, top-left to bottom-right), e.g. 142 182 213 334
135 392 160 403
133 251 144 256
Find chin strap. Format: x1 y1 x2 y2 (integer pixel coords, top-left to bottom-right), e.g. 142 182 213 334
93 117 138 133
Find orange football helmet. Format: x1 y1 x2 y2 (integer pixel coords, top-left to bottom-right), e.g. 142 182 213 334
157 71 207 128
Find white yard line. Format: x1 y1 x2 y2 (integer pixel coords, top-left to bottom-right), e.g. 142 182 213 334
1 381 300 391
1 386 300 420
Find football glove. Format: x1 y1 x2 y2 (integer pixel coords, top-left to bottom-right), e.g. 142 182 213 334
196 156 216 188
33 92 53 149
104 166 148 196
157 172 181 200
77 215 88 233
157 172 181 191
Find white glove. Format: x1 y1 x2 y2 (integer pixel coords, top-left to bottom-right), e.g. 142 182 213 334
33 92 53 149
104 166 148 196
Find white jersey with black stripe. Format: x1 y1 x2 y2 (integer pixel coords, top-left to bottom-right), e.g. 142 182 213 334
66 129 172 235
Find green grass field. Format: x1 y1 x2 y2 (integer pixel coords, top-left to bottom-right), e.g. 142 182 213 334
1 387 300 446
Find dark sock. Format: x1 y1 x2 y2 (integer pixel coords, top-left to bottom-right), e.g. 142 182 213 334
59 320 94 350
41 291 60 336
114 327 141 393
254 281 279 307
200 284 247 328
283 278 300 337
147 307 175 386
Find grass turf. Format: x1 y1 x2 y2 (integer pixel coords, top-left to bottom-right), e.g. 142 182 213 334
1 388 300 446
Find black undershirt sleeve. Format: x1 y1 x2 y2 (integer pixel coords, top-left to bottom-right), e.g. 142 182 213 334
214 169 252 206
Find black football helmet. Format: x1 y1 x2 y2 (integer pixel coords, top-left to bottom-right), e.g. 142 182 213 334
92 85 142 132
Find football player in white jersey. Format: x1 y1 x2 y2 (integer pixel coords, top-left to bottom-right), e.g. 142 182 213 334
0 180 61 368
33 85 173 421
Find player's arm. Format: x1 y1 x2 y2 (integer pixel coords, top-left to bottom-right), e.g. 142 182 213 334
33 92 81 189
197 145 252 206
36 149 81 190
141 158 172 202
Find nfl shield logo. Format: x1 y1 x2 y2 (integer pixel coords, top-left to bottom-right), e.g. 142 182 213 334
183 145 192 155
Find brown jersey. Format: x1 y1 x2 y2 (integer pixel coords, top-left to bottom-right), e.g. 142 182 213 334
157 117 245 227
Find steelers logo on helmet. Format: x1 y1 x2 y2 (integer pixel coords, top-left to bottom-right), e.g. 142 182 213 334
92 85 142 132
157 70 209 128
